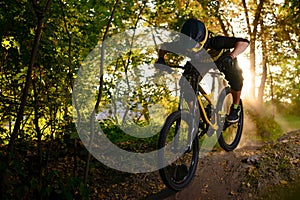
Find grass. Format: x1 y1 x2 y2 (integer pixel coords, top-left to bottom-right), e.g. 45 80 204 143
275 114 300 132
99 120 160 153
243 101 300 143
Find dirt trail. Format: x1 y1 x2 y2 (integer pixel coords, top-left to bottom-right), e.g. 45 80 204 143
93 115 299 200
170 113 261 200
150 130 300 200
145 144 260 200
146 111 262 200
163 145 260 200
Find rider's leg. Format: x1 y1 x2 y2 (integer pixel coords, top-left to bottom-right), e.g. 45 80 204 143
231 89 241 105
224 60 243 123
226 88 242 123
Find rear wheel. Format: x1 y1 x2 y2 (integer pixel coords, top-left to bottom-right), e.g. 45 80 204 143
217 87 243 151
158 111 199 191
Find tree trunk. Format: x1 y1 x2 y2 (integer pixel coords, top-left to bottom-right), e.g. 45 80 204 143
1 0 52 197
267 64 274 103
258 18 268 104
258 55 267 104
7 0 52 157
249 42 256 97
83 0 120 186
32 77 43 199
59 0 79 177
242 0 265 99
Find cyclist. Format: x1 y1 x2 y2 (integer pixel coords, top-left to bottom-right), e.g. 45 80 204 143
155 19 249 123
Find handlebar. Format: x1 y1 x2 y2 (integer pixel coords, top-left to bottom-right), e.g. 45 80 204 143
168 63 224 79
166 64 185 69
156 61 224 79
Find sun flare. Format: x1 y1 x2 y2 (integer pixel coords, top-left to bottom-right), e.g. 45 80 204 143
237 56 253 98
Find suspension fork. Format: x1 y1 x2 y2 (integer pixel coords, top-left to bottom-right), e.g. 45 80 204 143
176 92 195 152
177 82 200 151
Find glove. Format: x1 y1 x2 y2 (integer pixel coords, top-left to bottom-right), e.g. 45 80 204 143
154 58 172 73
221 55 234 70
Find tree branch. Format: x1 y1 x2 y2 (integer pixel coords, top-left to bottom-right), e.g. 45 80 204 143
84 0 120 186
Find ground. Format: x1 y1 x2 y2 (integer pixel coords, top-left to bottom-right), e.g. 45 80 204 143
151 130 300 200
1 113 299 199
94 129 300 200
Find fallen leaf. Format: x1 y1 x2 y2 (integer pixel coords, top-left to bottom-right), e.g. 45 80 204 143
279 180 288 185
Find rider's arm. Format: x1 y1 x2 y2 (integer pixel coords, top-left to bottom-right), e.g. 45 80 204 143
209 36 249 58
229 41 249 59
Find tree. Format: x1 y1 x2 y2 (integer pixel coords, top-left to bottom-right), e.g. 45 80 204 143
1 0 52 197
242 0 265 98
258 0 299 106
0 0 299 198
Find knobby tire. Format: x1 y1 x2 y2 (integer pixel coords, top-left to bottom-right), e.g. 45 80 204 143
158 111 199 191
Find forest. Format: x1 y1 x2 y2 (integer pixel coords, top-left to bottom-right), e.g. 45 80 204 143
0 0 299 199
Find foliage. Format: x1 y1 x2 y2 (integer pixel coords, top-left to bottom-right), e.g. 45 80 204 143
0 0 299 198
99 119 159 153
261 0 300 105
245 102 283 141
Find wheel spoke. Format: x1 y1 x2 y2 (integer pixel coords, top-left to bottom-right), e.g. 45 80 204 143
217 88 243 151
159 111 199 191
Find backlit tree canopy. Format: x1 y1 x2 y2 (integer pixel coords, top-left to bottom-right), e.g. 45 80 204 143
0 0 299 198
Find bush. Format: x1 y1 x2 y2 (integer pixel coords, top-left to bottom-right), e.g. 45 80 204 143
245 102 283 141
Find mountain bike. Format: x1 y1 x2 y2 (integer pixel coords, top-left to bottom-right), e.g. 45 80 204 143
158 60 244 191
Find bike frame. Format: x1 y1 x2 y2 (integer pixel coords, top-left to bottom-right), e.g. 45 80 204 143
178 64 224 132
174 62 227 151
197 88 218 130
158 59 244 191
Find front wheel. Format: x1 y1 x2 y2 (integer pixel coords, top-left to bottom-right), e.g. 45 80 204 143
158 111 199 191
217 87 244 151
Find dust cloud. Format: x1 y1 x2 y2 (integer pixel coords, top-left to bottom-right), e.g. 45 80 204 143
238 98 300 149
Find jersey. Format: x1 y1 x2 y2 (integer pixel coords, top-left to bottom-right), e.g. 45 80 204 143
158 34 249 91
204 35 250 62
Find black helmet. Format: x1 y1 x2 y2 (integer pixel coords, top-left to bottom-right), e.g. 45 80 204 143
180 19 208 50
